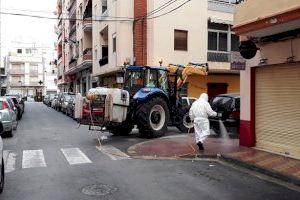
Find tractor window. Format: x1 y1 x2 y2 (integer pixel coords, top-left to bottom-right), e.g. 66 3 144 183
158 70 168 92
146 69 158 88
124 70 144 93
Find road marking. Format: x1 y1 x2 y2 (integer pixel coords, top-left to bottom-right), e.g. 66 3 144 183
96 145 131 160
3 150 16 173
22 150 47 169
61 148 92 165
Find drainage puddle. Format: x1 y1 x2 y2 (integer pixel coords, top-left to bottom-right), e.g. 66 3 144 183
82 184 118 196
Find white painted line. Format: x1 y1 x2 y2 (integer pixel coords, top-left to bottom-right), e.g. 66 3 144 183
61 148 92 165
3 150 16 173
22 150 47 169
96 145 131 160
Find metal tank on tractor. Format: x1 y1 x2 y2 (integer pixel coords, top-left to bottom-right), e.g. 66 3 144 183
75 63 208 138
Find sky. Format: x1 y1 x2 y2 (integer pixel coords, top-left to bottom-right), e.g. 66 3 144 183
1 0 57 61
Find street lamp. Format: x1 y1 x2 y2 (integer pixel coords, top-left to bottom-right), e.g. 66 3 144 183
158 58 163 66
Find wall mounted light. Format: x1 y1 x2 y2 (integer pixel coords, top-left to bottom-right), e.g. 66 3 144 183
159 58 163 66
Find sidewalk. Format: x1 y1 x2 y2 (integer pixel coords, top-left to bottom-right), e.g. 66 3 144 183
127 135 300 186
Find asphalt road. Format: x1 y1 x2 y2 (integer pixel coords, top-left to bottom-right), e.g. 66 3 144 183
1 102 299 200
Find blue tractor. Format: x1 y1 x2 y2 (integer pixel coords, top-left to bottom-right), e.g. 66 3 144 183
85 63 208 138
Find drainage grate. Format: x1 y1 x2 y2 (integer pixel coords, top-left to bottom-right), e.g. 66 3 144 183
82 184 118 196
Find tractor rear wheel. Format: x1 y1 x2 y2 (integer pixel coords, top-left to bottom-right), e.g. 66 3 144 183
176 107 194 133
136 97 169 138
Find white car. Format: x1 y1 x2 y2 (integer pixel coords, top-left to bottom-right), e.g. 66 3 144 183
181 97 197 106
0 122 5 193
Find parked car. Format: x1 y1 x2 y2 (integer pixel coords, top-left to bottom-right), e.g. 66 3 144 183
5 94 25 113
57 92 75 112
209 93 240 135
0 122 4 193
61 94 75 114
6 96 23 120
51 95 58 109
66 96 76 118
47 94 56 107
0 97 18 137
181 97 197 106
43 95 50 105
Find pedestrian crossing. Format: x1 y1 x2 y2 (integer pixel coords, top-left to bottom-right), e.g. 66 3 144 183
3 145 131 173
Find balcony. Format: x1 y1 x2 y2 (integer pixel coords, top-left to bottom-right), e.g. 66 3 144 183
69 57 77 69
29 81 40 86
68 0 76 20
83 48 92 61
29 70 39 77
83 18 92 31
234 0 300 37
99 57 108 66
208 51 231 62
11 81 25 86
208 0 235 13
69 24 76 37
10 69 25 75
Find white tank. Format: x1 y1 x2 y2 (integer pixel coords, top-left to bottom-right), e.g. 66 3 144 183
88 87 130 123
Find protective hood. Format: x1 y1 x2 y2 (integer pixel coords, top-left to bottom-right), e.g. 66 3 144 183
199 93 208 102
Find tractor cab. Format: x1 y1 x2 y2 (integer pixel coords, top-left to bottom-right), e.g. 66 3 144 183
123 66 169 97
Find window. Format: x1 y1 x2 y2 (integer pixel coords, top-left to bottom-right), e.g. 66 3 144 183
102 0 107 14
113 36 116 52
174 30 188 51
26 49 32 54
17 49 22 54
208 31 228 52
52 70 55 74
231 34 240 52
180 83 188 97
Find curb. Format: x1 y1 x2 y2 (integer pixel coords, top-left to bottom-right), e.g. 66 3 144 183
220 155 300 187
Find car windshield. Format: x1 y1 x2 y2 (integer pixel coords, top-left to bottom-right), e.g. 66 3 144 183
211 96 233 111
189 98 196 105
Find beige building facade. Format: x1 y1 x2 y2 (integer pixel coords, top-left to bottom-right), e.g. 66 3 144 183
234 0 300 159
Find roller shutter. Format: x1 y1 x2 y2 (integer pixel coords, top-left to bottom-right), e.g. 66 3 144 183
255 64 300 159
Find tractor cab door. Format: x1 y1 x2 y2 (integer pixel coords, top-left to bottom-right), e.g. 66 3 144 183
124 69 145 96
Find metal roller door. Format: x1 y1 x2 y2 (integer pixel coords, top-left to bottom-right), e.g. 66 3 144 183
255 64 300 159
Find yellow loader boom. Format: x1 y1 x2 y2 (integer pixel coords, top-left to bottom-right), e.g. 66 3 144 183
167 62 209 88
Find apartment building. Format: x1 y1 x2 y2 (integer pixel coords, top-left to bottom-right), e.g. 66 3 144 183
4 48 45 97
57 0 240 97
91 0 240 98
57 0 93 95
234 0 300 159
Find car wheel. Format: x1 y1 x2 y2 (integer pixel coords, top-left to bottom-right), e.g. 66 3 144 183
0 158 4 193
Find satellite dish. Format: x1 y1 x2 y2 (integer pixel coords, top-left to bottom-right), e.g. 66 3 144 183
239 40 258 59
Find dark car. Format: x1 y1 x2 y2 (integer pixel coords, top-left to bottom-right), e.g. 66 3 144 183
5 94 25 113
209 93 240 135
6 96 23 120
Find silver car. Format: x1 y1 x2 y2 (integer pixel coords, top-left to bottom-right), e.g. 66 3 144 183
0 97 18 137
0 122 4 193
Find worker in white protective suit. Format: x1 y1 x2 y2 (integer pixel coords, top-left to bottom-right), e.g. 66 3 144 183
189 93 217 150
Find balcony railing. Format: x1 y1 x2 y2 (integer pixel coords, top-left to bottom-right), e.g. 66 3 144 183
83 48 92 61
10 69 25 74
68 0 76 19
69 24 76 36
99 57 108 66
29 81 40 86
207 51 231 62
29 70 39 77
208 0 235 13
11 81 25 86
83 18 92 31
69 57 77 68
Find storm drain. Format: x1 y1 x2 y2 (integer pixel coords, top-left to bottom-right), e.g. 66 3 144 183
81 184 118 196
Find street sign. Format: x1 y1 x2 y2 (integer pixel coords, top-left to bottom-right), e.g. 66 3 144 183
231 52 246 70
